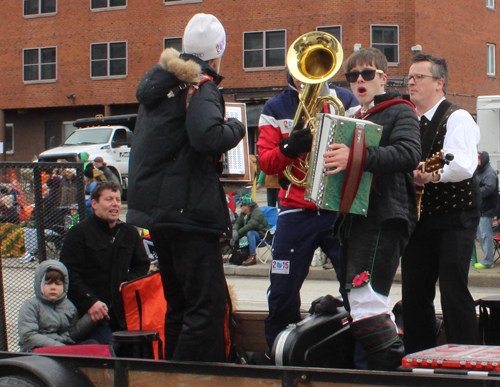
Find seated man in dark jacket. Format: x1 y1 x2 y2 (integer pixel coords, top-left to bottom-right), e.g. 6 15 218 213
60 181 150 344
232 194 270 266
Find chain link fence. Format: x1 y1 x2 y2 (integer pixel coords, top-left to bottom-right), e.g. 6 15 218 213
0 162 86 351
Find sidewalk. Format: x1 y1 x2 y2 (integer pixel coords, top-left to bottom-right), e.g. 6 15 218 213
224 188 500 289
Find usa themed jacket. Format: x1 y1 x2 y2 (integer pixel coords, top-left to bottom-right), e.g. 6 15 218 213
257 75 359 209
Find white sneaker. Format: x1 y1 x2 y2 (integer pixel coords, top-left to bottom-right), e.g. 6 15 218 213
20 253 35 263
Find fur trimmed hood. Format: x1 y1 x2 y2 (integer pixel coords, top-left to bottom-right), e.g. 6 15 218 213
136 48 221 108
159 48 201 84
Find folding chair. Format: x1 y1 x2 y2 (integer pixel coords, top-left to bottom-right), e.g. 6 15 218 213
493 233 500 264
256 206 278 264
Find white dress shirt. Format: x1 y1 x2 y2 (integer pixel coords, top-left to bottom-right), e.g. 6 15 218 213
422 97 480 183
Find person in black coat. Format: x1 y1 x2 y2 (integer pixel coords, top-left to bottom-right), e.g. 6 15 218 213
60 182 150 344
127 14 245 362
475 150 499 269
323 48 421 371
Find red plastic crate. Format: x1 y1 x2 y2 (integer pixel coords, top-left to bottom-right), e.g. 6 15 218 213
402 344 500 372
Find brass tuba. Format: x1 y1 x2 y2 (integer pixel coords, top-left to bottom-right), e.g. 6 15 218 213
284 31 345 188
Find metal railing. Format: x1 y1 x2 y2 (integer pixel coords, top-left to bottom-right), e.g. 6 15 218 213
0 162 86 351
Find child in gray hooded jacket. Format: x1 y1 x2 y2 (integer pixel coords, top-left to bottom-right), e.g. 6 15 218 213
18 260 96 352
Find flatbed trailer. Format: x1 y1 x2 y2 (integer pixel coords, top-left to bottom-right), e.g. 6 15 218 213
0 311 498 387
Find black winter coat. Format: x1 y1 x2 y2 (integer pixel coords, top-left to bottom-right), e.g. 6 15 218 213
127 49 246 237
363 91 421 234
60 215 150 330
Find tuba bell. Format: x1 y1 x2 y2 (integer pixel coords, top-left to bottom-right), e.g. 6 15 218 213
283 31 345 188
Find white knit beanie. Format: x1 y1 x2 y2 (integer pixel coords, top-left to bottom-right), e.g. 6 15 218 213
182 14 226 61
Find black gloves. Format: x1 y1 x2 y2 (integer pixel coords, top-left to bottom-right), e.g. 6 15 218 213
279 122 313 159
308 295 343 315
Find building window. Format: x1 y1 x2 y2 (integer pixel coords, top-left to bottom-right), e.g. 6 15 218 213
243 30 286 69
164 0 202 4
23 47 57 83
487 44 496 76
5 124 14 154
164 38 182 52
371 25 399 64
91 0 126 10
24 0 56 16
91 42 127 78
487 0 495 9
316 26 342 44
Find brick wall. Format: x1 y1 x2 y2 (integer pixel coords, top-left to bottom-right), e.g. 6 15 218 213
2 0 496 112
0 0 499 160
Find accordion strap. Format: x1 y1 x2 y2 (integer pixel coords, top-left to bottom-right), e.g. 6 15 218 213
339 126 366 214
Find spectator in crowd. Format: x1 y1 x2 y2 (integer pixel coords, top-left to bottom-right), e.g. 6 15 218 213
256 171 281 208
0 186 19 224
60 168 79 207
18 260 96 352
60 181 150 343
475 150 499 269
93 157 121 186
231 194 270 266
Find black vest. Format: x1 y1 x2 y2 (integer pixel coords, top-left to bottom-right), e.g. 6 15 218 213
420 101 479 216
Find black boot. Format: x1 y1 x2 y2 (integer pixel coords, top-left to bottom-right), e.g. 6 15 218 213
351 314 404 371
365 339 404 371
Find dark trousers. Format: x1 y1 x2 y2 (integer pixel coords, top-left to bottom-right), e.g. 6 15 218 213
267 188 280 208
265 208 340 348
150 228 228 362
401 209 480 354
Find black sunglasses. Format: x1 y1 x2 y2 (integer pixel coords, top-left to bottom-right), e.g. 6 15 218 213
345 69 384 83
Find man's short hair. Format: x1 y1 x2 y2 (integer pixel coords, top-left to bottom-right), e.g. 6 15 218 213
45 269 64 284
91 181 122 201
345 48 388 74
410 53 448 94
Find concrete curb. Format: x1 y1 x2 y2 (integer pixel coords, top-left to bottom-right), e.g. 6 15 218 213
224 262 500 288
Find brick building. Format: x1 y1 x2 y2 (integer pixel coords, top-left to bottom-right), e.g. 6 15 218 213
0 0 498 161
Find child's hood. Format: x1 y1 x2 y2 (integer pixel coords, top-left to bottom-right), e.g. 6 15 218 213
34 260 69 303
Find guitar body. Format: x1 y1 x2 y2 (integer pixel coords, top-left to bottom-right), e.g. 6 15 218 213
416 150 452 220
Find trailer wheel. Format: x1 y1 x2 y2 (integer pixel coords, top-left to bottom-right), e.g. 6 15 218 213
0 375 47 387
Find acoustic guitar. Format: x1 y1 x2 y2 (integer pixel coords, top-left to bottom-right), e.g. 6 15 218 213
416 151 454 220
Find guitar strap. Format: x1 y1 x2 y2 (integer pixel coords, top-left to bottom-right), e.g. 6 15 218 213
420 100 453 160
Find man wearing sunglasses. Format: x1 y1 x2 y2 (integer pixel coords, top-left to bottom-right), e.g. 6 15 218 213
254 70 359 365
401 54 481 355
323 47 421 371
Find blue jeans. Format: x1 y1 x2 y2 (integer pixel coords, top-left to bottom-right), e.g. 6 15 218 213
477 216 495 266
246 230 260 255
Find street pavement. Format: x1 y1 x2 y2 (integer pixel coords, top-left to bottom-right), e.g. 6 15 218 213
121 188 500 314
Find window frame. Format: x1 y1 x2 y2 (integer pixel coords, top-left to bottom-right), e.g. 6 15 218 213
316 25 342 44
371 25 400 65
164 37 182 52
487 43 496 76
90 0 127 11
5 124 14 155
90 41 128 79
23 46 57 84
487 0 495 10
23 0 57 17
164 0 202 5
243 29 287 71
